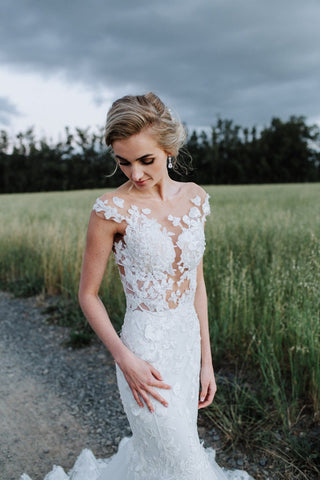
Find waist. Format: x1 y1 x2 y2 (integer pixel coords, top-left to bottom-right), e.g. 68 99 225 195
121 302 199 343
126 299 195 317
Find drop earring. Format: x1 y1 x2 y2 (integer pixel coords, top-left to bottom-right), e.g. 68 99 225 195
167 156 173 169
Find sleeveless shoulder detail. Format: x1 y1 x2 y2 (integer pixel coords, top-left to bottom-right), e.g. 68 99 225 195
187 192 211 223
92 196 126 223
201 193 211 219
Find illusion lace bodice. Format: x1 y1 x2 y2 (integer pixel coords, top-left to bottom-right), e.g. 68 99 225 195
93 192 210 313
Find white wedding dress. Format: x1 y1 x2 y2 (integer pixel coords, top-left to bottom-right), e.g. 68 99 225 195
21 190 253 480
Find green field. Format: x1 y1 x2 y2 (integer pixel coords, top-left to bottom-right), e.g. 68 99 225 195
1 183 319 477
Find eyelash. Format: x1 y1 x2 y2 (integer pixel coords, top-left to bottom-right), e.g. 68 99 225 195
119 159 154 166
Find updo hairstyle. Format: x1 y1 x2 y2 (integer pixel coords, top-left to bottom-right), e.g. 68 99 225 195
105 93 188 170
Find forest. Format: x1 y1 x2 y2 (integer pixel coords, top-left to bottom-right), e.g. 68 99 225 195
0 115 319 193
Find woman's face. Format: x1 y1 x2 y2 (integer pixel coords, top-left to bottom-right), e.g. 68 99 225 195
112 128 169 191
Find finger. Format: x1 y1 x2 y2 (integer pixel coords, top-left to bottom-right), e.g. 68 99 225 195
198 387 215 409
198 395 214 408
146 387 169 408
198 396 210 408
150 366 163 381
209 382 217 398
207 390 215 404
149 380 171 390
139 389 155 413
200 386 208 403
131 388 144 408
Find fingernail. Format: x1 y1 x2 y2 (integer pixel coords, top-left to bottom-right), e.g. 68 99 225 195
200 397 205 402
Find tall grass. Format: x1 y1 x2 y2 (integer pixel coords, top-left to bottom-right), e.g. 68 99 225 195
0 184 319 476
204 185 320 411
203 184 320 476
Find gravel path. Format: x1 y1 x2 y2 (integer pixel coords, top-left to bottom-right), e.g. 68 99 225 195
0 291 277 480
0 292 130 480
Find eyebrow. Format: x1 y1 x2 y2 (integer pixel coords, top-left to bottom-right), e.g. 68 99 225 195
115 154 153 162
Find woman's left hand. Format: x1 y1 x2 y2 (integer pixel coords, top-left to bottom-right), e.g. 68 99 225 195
198 363 217 409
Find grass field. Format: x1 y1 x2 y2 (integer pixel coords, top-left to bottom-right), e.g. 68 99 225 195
0 183 319 478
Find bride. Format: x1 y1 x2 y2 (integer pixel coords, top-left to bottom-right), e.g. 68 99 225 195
21 93 253 479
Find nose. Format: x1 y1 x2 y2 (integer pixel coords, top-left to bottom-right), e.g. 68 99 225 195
131 163 143 181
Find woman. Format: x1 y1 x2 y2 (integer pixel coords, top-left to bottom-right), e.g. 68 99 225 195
21 93 253 479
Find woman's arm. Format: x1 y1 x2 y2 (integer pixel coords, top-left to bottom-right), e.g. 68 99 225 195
194 258 217 409
78 211 171 412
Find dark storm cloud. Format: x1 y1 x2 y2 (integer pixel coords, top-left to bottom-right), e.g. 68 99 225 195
0 97 20 125
1 0 320 127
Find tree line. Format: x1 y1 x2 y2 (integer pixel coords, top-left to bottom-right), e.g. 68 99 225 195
0 115 319 193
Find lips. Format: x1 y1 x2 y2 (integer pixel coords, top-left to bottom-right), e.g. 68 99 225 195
135 179 148 186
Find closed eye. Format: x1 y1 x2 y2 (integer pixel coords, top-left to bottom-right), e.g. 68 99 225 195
141 159 154 165
119 159 154 166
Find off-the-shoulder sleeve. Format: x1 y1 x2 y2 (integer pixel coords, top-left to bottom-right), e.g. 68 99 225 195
92 196 126 223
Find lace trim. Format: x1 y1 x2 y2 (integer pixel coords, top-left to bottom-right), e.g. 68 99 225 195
93 194 210 225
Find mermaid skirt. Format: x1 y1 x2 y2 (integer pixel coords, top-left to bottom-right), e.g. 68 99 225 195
21 303 253 480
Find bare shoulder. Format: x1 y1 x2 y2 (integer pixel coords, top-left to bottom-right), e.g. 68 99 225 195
98 187 124 203
98 181 134 204
180 182 208 201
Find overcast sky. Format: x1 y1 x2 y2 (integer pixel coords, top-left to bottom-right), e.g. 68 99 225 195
1 0 320 139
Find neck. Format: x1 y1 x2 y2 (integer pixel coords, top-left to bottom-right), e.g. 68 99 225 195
129 175 179 202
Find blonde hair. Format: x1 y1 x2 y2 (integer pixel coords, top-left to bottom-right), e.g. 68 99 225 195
105 93 188 169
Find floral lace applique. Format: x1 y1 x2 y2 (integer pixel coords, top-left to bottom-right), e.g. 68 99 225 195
93 197 126 224
93 193 211 312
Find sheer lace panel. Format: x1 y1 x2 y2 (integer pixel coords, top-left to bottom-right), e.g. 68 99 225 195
93 193 210 312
